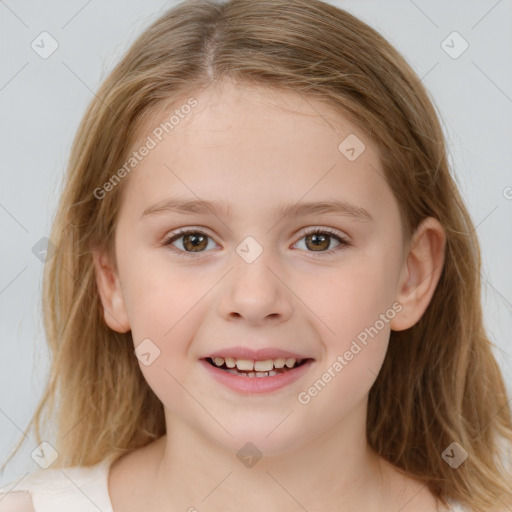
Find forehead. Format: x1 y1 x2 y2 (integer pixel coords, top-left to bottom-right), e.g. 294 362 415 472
119 80 397 225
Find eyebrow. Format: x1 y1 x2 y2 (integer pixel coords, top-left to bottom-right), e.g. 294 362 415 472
140 196 373 222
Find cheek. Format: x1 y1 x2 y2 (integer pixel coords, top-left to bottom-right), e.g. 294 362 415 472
119 249 215 375
296 335 388 428
298 252 399 340
297 264 394 416
123 259 208 413
294 249 398 396
119 247 201 336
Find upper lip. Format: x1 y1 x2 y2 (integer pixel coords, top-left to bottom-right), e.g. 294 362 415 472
204 346 313 361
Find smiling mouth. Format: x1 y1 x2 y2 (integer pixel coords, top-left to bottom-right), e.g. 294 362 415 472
204 357 311 377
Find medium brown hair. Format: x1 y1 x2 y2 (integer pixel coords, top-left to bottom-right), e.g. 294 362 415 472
3 1 511 509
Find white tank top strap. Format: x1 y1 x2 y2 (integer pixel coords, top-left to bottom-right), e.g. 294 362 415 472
0 458 114 512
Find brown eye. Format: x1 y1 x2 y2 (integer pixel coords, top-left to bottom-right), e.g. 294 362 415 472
304 232 331 251
182 233 208 252
293 228 348 255
165 230 216 254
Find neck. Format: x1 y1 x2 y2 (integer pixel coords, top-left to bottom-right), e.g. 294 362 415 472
150 400 388 511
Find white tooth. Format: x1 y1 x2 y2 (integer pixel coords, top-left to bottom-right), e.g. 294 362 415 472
213 357 225 367
255 372 268 377
254 359 274 372
273 358 286 369
236 359 254 371
225 357 236 368
247 372 256 377
285 358 297 368
269 370 277 376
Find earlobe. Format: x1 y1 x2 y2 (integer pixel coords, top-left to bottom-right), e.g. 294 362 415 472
92 249 131 333
390 217 446 331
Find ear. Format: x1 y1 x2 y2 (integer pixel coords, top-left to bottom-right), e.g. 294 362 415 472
92 249 131 333
390 217 446 331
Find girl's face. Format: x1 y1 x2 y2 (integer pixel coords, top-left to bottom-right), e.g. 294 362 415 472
94 80 441 455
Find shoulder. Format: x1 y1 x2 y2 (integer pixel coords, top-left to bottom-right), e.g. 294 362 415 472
446 500 512 512
0 491 35 512
445 504 470 512
0 459 114 512
0 464 98 493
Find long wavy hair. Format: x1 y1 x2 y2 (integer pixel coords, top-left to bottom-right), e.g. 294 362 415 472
3 0 511 509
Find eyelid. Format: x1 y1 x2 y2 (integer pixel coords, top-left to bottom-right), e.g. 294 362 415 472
163 226 219 256
293 226 351 256
165 226 214 238
296 226 349 241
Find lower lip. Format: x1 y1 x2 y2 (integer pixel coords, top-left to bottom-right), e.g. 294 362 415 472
199 358 314 394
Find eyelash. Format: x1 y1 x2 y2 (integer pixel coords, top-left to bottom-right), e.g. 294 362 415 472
162 227 351 258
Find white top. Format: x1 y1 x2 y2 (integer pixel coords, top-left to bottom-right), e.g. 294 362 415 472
0 459 473 511
0 459 114 512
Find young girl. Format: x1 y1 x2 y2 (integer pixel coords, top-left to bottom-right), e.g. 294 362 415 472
1 0 511 510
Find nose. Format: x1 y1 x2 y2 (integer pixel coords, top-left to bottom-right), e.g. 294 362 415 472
216 246 294 326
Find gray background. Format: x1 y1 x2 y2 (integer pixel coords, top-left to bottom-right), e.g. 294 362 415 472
1 0 511 486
